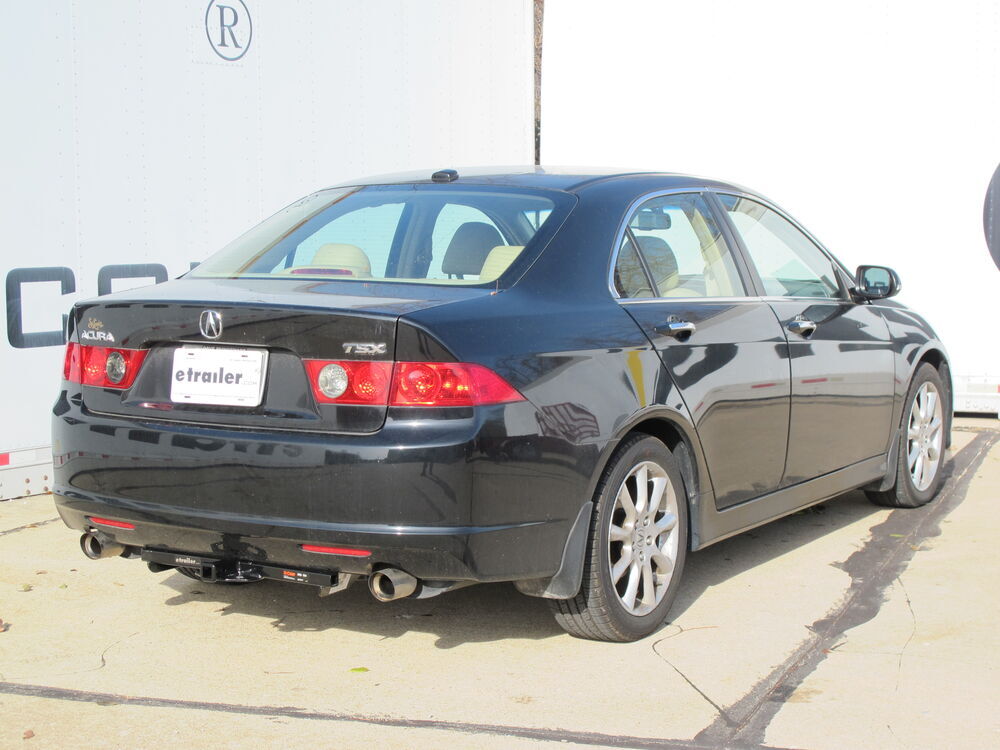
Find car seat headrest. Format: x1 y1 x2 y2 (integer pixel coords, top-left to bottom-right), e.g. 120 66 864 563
441 222 505 277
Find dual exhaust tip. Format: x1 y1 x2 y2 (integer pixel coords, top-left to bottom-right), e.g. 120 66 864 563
368 567 418 602
81 531 420 602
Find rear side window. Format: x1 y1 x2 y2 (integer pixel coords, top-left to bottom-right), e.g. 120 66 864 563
719 194 842 298
192 185 571 287
614 193 745 298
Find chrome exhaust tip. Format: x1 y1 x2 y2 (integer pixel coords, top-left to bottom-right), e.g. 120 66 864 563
80 532 127 560
368 568 418 602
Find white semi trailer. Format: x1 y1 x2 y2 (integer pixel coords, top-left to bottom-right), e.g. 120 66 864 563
0 0 536 500
7 1 996 501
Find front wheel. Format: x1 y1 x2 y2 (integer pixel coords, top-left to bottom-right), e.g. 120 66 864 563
866 363 947 508
550 435 688 642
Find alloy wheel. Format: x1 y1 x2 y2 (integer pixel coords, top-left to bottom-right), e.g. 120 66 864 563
907 381 944 491
607 461 680 616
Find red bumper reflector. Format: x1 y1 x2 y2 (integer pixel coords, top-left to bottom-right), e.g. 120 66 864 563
301 544 371 557
88 516 136 530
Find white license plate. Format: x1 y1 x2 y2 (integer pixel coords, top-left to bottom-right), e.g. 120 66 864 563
170 347 268 407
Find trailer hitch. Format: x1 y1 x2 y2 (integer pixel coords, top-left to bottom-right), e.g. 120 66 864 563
140 548 338 587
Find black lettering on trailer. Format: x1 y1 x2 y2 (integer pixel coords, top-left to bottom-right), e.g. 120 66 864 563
4 263 197 349
5 267 76 349
96 264 168 297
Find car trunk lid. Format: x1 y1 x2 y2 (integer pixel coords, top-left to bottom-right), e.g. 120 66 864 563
72 277 481 433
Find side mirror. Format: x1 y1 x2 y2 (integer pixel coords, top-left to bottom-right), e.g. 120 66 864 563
854 265 901 300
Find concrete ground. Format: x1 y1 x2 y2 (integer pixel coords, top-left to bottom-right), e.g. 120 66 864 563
1 417 997 749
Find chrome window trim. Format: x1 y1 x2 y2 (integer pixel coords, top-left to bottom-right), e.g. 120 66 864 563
607 187 752 301
756 296 853 303
618 295 761 306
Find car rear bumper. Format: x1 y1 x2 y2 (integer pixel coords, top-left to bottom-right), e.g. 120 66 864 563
53 489 563 581
52 393 596 583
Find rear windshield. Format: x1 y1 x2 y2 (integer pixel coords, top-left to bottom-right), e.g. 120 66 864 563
190 184 573 286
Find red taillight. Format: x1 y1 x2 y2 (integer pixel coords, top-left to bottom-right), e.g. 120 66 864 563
63 342 82 382
390 362 523 406
303 359 524 408
62 343 147 389
88 516 136 530
301 544 371 557
303 360 393 405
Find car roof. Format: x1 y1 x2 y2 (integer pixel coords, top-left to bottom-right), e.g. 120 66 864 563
330 166 741 194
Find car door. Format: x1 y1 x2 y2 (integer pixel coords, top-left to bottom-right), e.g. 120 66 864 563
613 191 791 509
714 192 895 485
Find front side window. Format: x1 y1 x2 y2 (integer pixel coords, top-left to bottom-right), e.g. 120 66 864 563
614 192 745 298
719 194 842 298
192 185 571 286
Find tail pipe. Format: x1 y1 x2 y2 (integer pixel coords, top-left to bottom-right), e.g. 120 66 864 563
368 568 419 602
80 531 127 560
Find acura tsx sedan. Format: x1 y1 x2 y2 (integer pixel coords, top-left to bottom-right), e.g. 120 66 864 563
52 167 951 641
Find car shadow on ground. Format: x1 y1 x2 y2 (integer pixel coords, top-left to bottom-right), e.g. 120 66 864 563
667 489 883 621
156 489 888 648
160 574 562 649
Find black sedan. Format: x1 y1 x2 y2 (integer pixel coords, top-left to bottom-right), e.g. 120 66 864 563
52 168 951 642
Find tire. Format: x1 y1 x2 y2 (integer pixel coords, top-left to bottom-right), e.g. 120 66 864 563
549 435 688 642
866 363 947 508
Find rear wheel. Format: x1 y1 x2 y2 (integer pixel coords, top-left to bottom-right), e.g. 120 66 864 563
550 435 688 642
866 363 947 508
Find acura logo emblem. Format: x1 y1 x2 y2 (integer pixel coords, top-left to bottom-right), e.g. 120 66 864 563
199 310 223 339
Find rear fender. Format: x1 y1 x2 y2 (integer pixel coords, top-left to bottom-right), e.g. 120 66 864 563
516 404 712 600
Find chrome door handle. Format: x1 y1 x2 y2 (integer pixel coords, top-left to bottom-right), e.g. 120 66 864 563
787 318 817 337
656 320 697 339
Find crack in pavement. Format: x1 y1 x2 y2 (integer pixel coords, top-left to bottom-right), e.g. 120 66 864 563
0 680 790 750
651 631 736 728
692 430 998 748
894 575 916 693
0 517 60 538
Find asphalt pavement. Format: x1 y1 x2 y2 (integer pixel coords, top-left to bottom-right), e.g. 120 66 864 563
1 417 997 749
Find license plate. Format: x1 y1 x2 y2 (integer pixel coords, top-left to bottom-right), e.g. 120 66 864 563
170 347 268 407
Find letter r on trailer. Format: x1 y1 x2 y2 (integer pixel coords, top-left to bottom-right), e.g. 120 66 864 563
217 5 241 48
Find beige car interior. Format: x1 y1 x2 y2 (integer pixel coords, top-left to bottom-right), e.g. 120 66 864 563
688 209 741 297
277 221 525 283
279 243 373 277
479 244 525 280
636 237 700 297
441 222 504 278
618 204 742 298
